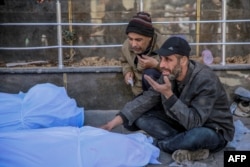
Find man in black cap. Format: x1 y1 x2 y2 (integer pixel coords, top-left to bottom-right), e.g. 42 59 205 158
101 36 235 164
121 12 166 96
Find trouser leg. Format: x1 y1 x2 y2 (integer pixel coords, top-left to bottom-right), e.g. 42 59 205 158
133 110 227 154
134 109 184 139
135 113 178 139
157 127 227 153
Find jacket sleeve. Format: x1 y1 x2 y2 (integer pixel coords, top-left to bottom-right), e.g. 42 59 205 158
120 40 133 76
119 88 161 125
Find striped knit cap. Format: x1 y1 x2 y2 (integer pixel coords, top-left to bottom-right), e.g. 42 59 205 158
125 12 154 37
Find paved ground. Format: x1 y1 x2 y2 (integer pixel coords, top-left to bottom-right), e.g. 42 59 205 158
84 110 250 167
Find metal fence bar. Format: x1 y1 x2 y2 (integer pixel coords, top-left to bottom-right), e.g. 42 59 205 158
221 0 227 65
56 0 63 69
139 0 143 12
1 19 250 26
1 42 250 50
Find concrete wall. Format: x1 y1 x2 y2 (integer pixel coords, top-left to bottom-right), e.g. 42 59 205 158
0 66 249 110
214 69 250 101
0 67 133 110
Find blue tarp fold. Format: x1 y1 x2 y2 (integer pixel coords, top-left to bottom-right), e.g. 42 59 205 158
0 83 160 166
0 126 161 167
0 83 84 131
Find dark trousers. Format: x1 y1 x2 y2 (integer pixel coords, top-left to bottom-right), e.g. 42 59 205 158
127 109 227 154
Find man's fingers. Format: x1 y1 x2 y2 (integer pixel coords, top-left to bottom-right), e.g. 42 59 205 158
144 74 153 83
137 55 143 61
144 74 158 88
163 75 171 85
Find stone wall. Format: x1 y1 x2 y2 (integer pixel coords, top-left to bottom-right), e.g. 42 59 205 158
0 67 133 110
0 66 249 110
0 1 249 110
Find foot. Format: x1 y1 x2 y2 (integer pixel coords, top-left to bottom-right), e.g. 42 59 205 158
172 149 209 164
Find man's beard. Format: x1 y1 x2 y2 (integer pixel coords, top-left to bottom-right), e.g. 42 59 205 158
167 64 182 81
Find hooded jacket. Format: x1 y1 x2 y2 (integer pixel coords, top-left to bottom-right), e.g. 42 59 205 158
120 32 166 96
119 60 235 141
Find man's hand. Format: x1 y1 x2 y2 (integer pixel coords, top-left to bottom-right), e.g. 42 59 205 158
137 55 159 69
124 72 134 85
144 74 173 99
100 115 123 131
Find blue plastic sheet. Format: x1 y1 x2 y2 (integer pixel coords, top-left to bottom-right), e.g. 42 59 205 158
0 83 84 131
0 126 161 167
0 83 160 166
227 120 250 150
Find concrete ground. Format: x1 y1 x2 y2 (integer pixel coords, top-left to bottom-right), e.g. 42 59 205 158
84 110 250 167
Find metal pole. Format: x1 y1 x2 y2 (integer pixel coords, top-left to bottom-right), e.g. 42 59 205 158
68 0 73 60
140 0 143 12
56 0 63 69
221 0 227 65
196 0 201 56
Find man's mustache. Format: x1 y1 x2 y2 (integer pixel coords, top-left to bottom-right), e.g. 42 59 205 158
132 47 140 50
161 67 175 81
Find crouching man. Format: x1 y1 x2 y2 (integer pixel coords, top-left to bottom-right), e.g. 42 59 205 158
101 36 235 164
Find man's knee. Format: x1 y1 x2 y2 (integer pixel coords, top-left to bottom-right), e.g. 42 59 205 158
135 117 148 130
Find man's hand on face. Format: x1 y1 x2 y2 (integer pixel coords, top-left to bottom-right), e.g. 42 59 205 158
137 55 159 69
144 74 173 99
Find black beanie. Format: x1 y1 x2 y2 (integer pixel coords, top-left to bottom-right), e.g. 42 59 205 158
125 12 154 37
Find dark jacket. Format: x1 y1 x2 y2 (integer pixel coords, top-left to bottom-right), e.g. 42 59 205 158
119 60 235 141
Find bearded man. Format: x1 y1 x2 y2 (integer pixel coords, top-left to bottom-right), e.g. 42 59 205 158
101 36 234 164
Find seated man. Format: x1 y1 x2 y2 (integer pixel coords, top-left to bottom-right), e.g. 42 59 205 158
101 36 235 164
121 12 166 96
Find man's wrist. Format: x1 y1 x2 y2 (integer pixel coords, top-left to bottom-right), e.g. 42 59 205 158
164 92 173 99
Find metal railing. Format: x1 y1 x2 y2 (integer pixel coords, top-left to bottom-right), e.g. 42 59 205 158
0 0 250 68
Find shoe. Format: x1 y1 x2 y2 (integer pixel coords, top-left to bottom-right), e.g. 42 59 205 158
238 101 250 113
172 149 209 164
234 105 250 117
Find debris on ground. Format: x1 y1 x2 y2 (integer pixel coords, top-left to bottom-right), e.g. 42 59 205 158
0 55 249 68
226 54 250 64
69 56 121 66
6 61 49 67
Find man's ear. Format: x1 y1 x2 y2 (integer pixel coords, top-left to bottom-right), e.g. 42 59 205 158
181 56 188 65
